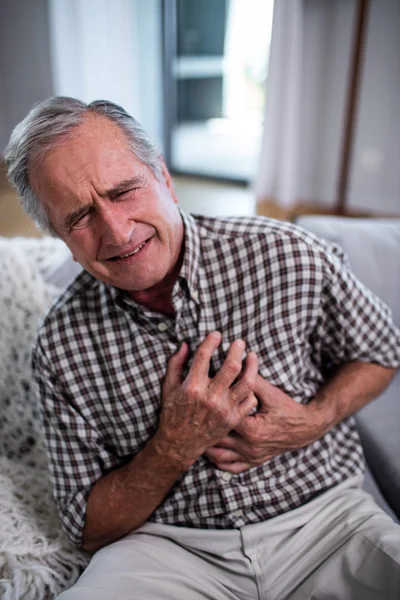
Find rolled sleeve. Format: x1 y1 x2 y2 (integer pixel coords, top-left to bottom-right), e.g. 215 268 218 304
313 243 400 369
33 338 115 547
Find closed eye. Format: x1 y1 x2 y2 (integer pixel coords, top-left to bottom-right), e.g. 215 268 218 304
111 187 139 200
71 208 94 229
106 176 145 201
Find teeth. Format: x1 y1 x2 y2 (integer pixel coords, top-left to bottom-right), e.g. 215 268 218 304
120 241 146 258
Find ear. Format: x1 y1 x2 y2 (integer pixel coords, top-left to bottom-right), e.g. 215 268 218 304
161 160 179 205
72 255 78 262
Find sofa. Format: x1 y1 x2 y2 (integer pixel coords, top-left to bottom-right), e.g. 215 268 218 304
296 215 400 523
0 215 399 598
0 236 87 600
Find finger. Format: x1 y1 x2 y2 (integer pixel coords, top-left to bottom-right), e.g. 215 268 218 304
230 352 259 403
253 374 281 404
233 415 258 439
163 342 189 392
253 374 269 397
205 447 243 463
211 435 244 450
187 331 222 382
217 430 252 454
210 339 246 392
207 435 238 449
217 462 253 474
236 392 259 421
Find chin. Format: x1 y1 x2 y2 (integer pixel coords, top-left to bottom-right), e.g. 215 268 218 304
113 273 164 293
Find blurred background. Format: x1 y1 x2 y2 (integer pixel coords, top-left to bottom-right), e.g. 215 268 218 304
0 0 399 237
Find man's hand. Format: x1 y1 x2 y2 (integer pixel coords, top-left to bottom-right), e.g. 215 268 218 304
206 360 397 474
154 332 259 469
84 332 258 551
205 375 325 473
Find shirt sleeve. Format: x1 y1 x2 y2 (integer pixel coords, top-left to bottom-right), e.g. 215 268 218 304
311 242 400 370
32 337 114 547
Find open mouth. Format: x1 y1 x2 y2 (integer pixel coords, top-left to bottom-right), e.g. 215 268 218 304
107 238 151 262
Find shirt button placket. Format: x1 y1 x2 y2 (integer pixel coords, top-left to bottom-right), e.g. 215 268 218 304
218 471 246 526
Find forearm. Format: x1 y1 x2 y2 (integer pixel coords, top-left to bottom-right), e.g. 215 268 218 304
312 361 397 436
82 432 193 552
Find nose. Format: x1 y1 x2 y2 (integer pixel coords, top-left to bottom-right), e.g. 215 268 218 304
99 204 135 247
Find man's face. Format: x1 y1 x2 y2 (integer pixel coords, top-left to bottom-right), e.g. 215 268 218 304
30 115 184 294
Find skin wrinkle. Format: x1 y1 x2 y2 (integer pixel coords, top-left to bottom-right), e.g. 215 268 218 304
61 177 145 233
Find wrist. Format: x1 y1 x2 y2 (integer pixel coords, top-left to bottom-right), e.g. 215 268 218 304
150 430 198 472
308 392 338 438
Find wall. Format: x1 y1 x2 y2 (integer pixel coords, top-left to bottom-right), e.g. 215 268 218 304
135 0 164 147
0 0 54 153
0 0 164 154
48 0 164 148
299 0 355 207
298 0 399 215
349 0 400 214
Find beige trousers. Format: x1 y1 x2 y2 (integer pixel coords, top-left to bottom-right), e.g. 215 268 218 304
58 475 400 600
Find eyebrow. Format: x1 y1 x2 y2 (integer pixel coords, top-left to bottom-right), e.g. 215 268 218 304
62 205 92 231
61 176 144 231
106 176 144 199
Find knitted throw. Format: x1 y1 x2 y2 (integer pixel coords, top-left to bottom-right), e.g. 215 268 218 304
0 237 89 600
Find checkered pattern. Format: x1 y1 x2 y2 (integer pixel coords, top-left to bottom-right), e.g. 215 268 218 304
33 212 400 546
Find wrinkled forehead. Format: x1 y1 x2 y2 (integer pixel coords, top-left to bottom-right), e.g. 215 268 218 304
29 115 142 198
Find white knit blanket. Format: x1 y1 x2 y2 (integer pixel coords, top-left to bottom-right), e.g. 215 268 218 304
0 237 89 599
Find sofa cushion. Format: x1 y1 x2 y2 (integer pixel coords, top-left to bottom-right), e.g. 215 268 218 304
356 371 400 519
295 217 400 326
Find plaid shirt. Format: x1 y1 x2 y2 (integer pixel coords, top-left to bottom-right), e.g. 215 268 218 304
33 212 400 546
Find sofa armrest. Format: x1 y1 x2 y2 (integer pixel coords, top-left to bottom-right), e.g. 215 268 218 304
355 371 400 519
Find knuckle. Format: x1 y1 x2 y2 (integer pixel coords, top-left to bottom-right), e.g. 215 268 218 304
185 382 202 398
242 369 257 387
216 405 233 426
224 359 242 377
237 379 253 398
195 347 210 362
203 397 217 413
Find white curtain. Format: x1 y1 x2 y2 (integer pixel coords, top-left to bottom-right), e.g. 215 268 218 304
254 0 304 208
48 0 163 147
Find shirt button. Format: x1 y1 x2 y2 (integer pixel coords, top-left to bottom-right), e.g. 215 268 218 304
158 322 169 332
221 472 233 482
232 509 243 518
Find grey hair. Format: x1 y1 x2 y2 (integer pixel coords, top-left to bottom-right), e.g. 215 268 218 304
4 96 163 236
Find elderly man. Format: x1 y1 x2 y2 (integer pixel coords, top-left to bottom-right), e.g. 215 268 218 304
5 97 400 599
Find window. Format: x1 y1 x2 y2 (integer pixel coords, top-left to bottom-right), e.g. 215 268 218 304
163 0 274 181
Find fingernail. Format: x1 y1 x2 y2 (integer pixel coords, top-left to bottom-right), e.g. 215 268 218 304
235 339 245 349
211 331 222 340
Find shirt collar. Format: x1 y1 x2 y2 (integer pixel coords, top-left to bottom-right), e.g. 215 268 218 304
178 209 201 304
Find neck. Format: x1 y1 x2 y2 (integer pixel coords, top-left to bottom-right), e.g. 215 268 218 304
133 292 175 317
129 288 175 317
129 260 182 318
